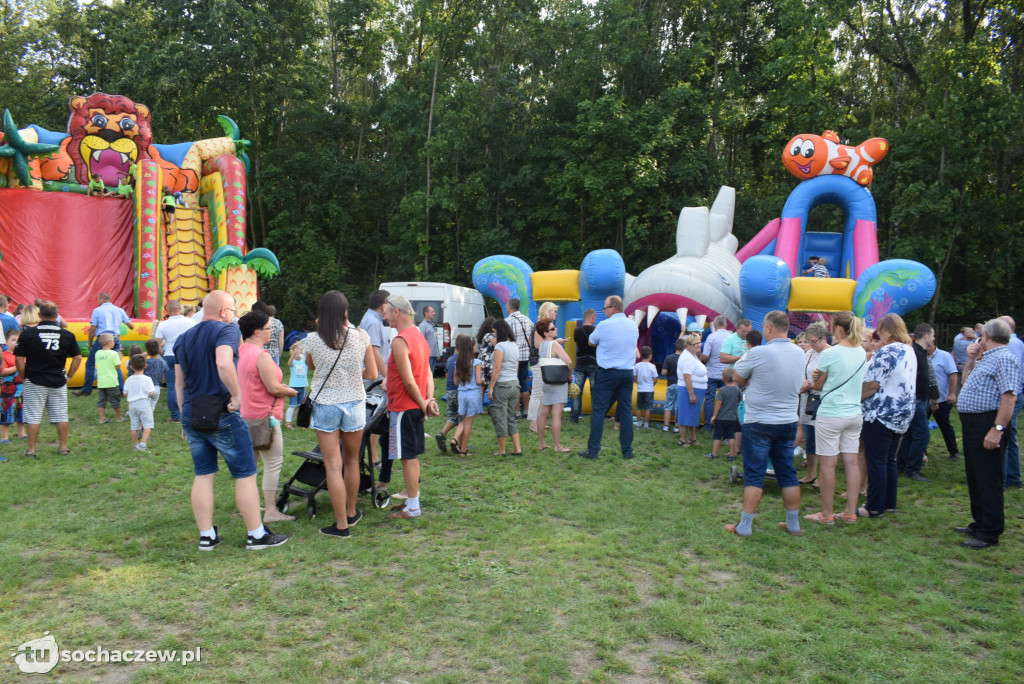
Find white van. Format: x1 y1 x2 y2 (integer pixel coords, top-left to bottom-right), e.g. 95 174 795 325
380 282 487 364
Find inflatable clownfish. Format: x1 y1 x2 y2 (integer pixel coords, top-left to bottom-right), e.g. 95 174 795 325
782 130 888 186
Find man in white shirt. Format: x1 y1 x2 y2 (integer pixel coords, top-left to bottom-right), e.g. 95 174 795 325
153 299 197 422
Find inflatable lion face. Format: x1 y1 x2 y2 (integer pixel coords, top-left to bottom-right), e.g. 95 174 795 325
67 93 153 186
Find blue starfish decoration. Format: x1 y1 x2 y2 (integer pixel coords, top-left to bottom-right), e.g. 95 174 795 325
0 109 60 188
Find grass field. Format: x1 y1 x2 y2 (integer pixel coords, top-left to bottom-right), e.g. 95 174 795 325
3 381 1024 683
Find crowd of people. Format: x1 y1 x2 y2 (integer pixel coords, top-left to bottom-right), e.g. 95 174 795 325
5 285 1020 553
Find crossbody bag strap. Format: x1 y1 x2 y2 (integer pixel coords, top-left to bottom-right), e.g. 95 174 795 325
311 327 349 403
818 358 867 404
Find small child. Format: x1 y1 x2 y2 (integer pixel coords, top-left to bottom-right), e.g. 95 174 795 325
87 173 109 197
144 339 167 413
127 344 144 357
161 187 176 229
660 338 684 433
451 335 483 456
123 354 156 451
0 328 25 444
435 349 461 451
709 367 742 461
746 330 763 349
95 334 123 423
811 256 830 278
116 174 134 199
284 340 309 428
182 304 195 318
633 346 657 428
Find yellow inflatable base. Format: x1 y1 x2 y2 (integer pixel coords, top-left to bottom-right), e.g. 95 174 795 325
577 377 694 420
788 277 857 313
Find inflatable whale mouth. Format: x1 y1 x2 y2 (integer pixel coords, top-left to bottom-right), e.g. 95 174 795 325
624 187 743 352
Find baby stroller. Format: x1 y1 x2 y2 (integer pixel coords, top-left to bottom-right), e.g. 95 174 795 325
276 380 391 518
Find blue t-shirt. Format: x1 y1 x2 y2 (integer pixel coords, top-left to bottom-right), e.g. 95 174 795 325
289 356 309 388
175 320 240 406
445 354 459 392
144 356 167 388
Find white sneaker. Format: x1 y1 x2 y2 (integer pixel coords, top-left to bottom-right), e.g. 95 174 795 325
793 446 805 458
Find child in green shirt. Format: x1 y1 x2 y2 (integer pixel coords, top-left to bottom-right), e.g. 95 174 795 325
116 175 134 199
95 333 123 423
87 174 109 197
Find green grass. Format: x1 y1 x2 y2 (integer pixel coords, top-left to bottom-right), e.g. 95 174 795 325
2 387 1024 682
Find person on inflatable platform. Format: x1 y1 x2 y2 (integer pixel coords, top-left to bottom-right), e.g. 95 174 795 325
75 292 133 397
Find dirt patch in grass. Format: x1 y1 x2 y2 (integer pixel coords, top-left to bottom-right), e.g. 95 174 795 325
617 635 699 683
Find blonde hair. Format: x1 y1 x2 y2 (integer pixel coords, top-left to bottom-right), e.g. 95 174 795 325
832 311 865 346
98 333 115 346
20 305 40 327
684 332 702 349
538 301 558 321
877 313 911 344
290 340 304 355
182 304 195 317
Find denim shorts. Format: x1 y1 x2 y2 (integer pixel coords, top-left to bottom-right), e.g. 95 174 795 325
311 399 366 433
664 384 677 413
183 409 258 479
741 421 799 489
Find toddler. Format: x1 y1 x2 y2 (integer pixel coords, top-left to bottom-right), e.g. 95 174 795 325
633 346 657 428
123 354 156 451
95 333 123 423
0 328 25 444
284 340 308 428
709 367 742 461
435 349 461 451
144 339 167 413
451 335 483 456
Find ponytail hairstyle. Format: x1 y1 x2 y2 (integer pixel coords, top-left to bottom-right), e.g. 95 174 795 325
832 311 865 347
453 334 475 385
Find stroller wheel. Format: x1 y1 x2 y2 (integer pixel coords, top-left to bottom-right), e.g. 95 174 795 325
729 465 740 484
277 494 289 513
307 502 317 519
372 487 391 509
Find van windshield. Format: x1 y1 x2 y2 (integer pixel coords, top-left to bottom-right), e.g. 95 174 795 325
411 300 443 325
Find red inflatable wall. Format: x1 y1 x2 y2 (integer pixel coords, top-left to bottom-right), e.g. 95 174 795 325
0 189 135 318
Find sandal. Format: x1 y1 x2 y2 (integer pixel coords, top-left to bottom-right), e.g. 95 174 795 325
804 512 834 525
510 451 523 456
553 446 571 453
835 511 858 523
856 506 883 518
57 448 70 456
677 438 693 447
799 477 817 486
24 451 36 458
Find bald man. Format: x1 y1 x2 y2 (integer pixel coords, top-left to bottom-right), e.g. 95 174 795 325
175 291 288 551
153 299 196 422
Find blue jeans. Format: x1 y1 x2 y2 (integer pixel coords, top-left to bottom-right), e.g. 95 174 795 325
587 368 634 457
571 365 599 422
182 409 257 478
897 399 930 475
862 419 900 515
164 355 179 420
703 378 724 429
1002 391 1024 487
81 337 124 393
741 421 799 489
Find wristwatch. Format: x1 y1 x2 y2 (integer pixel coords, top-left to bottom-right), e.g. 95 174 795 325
994 424 1005 432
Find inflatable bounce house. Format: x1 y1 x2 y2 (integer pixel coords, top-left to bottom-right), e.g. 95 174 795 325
0 94 279 385
470 130 937 417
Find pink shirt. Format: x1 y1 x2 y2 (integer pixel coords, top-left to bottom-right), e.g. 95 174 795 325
238 342 283 421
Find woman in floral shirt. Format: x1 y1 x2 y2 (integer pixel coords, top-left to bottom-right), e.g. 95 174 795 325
859 313 917 518
475 317 496 396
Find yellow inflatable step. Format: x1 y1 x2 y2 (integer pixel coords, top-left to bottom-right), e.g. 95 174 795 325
788 277 857 313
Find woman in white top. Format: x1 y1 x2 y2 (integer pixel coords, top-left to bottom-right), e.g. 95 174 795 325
528 301 559 431
488 320 523 457
797 322 830 485
534 317 573 453
677 332 708 447
305 291 376 538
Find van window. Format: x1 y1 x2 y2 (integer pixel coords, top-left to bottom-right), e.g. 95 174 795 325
411 300 443 325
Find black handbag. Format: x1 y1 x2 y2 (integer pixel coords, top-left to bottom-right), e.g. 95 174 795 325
540 364 570 384
297 330 348 428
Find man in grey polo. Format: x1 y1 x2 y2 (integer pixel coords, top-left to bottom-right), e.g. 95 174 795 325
580 296 639 460
725 310 805 537
418 305 440 374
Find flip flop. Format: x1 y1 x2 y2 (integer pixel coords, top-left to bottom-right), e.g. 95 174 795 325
536 445 549 451
777 522 804 536
0 439 10 445
553 446 571 453
724 523 751 538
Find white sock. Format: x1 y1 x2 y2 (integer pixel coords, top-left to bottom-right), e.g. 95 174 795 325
248 525 267 538
139 442 146 449
286 406 294 422
406 495 421 515
200 527 216 540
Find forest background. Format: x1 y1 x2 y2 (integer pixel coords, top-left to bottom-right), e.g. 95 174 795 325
1 0 1021 331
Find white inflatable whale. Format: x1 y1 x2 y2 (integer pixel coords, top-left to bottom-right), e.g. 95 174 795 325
624 186 743 330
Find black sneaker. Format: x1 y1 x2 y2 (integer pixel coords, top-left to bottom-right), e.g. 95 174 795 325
347 509 363 527
319 524 351 539
435 433 447 452
246 527 289 550
198 527 221 551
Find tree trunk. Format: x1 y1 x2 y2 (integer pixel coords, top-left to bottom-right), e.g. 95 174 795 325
424 54 441 277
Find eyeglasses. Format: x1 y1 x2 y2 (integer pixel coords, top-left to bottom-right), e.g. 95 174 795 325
603 305 615 310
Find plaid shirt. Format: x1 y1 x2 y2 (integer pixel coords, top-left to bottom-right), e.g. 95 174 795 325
505 311 533 362
958 345 1022 414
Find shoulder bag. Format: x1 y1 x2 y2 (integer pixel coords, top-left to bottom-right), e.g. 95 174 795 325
177 323 226 432
538 341 570 385
296 328 348 428
245 397 277 450
807 357 867 420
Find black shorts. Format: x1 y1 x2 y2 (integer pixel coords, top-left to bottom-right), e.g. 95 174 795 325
389 408 425 460
713 419 741 441
517 361 530 389
636 391 654 411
